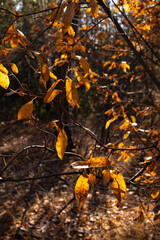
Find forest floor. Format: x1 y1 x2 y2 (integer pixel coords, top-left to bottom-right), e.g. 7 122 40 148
0 120 159 240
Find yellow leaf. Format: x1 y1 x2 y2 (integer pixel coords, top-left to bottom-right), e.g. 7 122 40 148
119 119 130 130
87 0 99 18
49 72 57 80
120 61 130 73
75 171 89 204
56 129 68 160
43 80 61 103
79 57 91 73
111 171 126 203
67 25 75 37
0 63 8 75
102 169 111 186
18 100 34 120
44 89 60 103
0 64 10 89
124 132 130 139
103 61 110 67
105 115 118 130
10 63 19 74
151 189 159 199
86 157 110 168
66 78 79 107
41 63 49 81
112 92 121 102
147 161 157 177
131 115 136 123
75 71 90 91
88 169 96 188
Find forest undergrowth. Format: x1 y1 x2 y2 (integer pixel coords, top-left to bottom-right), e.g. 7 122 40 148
0 120 159 240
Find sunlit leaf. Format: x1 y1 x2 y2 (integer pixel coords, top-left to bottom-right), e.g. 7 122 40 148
79 57 91 73
18 99 34 120
102 168 111 186
86 157 110 168
43 80 61 103
75 171 89 204
151 189 159 199
0 64 10 89
120 61 130 73
147 161 157 177
44 89 60 103
49 72 57 80
111 171 126 203
105 115 118 130
75 71 90 91
10 63 19 74
112 92 121 102
56 129 68 160
66 78 79 107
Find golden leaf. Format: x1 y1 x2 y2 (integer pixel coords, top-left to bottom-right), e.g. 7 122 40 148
18 100 34 120
66 78 79 107
49 72 57 80
79 57 91 73
43 80 61 103
75 71 90 91
88 169 96 188
10 63 19 74
0 63 8 75
44 89 60 103
56 129 68 160
111 171 126 203
112 92 121 102
86 157 110 168
120 61 130 73
105 115 118 130
102 168 111 186
151 189 159 199
0 64 10 89
75 171 89 204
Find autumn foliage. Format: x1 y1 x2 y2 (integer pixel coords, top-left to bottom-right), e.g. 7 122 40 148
0 0 160 238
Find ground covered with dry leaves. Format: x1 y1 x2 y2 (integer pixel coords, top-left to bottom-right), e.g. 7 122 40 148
0 121 159 240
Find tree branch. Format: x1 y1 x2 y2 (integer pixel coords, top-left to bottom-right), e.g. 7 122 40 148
97 0 160 90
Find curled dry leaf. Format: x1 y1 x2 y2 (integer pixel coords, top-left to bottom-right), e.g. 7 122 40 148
75 171 89 204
